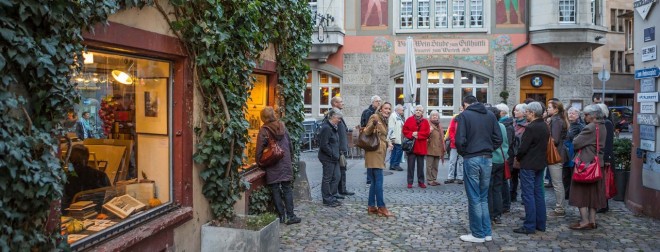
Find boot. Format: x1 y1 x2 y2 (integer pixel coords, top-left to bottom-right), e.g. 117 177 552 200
377 207 395 218
368 206 378 215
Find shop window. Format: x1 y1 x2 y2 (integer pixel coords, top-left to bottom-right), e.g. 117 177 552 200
63 51 172 246
559 0 576 23
304 72 313 115
397 0 485 32
245 74 269 169
318 73 341 116
461 71 489 103
426 70 454 117
394 73 421 107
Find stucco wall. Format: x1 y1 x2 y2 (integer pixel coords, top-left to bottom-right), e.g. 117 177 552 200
108 0 176 37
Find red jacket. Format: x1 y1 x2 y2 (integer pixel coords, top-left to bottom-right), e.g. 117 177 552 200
402 116 431 155
446 116 458 149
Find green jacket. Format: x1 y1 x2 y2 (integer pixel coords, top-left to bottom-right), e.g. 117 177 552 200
492 123 509 164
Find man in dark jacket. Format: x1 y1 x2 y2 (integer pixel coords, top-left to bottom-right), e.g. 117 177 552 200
455 95 502 243
328 97 354 196
361 95 382 185
318 109 343 207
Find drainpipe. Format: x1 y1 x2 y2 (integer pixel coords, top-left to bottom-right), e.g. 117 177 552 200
502 0 531 103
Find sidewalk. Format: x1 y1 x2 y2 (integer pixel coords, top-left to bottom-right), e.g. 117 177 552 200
280 151 660 251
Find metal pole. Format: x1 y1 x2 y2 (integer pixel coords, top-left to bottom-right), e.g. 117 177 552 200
601 64 606 103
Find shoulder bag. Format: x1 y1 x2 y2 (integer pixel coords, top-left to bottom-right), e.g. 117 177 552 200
402 122 421 153
356 128 380 151
258 130 284 167
572 125 603 183
500 148 511 179
546 121 562 164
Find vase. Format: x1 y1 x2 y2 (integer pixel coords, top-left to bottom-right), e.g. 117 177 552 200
613 169 630 201
201 215 279 252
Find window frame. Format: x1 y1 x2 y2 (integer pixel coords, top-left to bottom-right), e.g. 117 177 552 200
395 0 488 33
318 72 341 117
305 70 342 118
559 0 577 24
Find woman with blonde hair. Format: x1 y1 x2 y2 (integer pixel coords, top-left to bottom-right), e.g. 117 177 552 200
364 102 395 217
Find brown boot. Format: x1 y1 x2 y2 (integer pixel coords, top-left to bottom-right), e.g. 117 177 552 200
368 206 378 215
377 207 395 218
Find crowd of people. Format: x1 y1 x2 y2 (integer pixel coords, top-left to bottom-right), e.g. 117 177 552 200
255 93 616 239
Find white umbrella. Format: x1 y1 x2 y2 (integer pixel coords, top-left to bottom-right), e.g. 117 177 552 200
403 36 417 118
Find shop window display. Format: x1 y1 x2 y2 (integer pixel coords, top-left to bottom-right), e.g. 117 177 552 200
243 74 269 170
61 51 172 245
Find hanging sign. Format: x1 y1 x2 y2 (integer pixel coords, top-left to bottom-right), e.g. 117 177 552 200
640 125 657 140
636 67 660 79
640 102 657 113
635 0 657 20
638 92 660 102
641 78 657 92
641 139 656 151
638 113 660 126
645 27 656 42
642 45 657 62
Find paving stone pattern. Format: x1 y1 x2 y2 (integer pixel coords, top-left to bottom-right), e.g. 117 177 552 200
280 152 660 251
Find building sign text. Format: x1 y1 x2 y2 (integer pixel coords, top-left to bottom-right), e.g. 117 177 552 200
645 27 656 42
641 78 657 92
638 113 660 126
642 45 657 62
394 39 489 55
641 139 656 151
640 102 657 113
635 67 660 79
637 92 660 102
640 125 657 140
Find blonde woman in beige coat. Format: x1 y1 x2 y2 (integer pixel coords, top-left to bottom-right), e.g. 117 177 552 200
364 102 395 217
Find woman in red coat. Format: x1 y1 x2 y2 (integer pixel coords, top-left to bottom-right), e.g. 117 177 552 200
402 105 431 188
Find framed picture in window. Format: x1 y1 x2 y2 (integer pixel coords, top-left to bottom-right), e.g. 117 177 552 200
136 79 168 135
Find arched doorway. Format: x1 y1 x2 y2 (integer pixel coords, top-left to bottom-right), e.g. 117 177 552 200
520 74 554 104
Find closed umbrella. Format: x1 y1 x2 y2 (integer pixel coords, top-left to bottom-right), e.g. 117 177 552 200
403 36 417 118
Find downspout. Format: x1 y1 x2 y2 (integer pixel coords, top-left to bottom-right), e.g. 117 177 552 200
502 0 531 103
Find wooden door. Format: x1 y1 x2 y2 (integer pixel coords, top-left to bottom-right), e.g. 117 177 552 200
519 74 554 104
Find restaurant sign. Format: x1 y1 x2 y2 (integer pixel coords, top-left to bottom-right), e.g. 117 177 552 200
394 39 489 55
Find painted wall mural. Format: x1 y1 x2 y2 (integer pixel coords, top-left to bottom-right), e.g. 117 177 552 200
496 0 526 26
361 0 388 28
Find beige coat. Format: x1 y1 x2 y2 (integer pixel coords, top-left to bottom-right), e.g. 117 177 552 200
426 122 445 157
364 113 389 169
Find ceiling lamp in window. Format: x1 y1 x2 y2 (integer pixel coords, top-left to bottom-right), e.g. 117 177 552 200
112 70 133 85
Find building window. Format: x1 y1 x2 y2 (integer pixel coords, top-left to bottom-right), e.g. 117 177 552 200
394 73 421 107
625 18 633 50
397 0 485 31
591 0 603 25
319 72 341 116
309 0 318 25
610 9 626 32
427 70 454 116
304 72 313 115
64 51 172 246
559 0 576 23
610 50 628 73
461 71 489 103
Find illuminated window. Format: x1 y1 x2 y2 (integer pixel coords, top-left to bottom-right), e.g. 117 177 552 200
461 71 489 103
304 72 313 115
427 70 454 116
319 72 341 116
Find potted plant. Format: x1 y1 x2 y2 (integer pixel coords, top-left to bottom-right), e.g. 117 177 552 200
201 213 279 252
612 138 632 201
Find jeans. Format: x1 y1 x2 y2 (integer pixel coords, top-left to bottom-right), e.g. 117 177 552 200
425 155 441 183
321 160 340 204
367 168 385 207
390 144 403 168
271 181 295 220
520 168 547 232
447 148 464 180
502 178 511 210
407 154 425 184
463 156 492 238
488 163 504 219
547 163 565 212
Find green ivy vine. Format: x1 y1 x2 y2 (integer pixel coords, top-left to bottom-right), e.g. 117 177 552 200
158 0 311 220
248 186 276 215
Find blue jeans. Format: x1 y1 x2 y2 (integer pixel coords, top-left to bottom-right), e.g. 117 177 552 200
520 169 547 232
390 144 403 168
463 156 492 238
367 168 385 207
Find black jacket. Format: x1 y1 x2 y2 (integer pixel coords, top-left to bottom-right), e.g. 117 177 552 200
323 111 348 155
516 118 549 170
500 116 515 165
317 121 340 162
256 121 294 184
603 118 614 163
455 103 502 158
360 105 376 127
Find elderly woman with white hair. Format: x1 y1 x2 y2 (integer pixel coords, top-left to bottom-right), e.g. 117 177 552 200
563 106 585 200
568 104 607 230
596 103 615 213
425 110 445 186
402 105 431 188
510 103 528 202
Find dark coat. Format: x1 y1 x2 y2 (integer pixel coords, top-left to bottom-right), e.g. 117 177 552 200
323 111 348 154
573 120 607 168
455 103 502 158
516 118 549 171
256 121 294 184
360 105 376 127
603 118 614 163
549 114 568 163
567 119 585 141
402 116 431 155
63 165 111 209
500 116 515 164
317 120 340 163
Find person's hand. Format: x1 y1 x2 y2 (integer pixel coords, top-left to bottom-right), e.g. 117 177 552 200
388 142 393 150
372 120 379 126
412 131 418 138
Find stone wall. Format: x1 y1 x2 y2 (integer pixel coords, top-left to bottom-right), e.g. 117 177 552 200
341 53 390 128
552 45 595 104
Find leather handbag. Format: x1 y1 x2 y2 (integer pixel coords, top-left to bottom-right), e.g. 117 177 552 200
258 131 284 167
605 164 617 199
572 125 603 183
402 122 421 153
546 135 562 165
500 148 511 179
356 128 379 151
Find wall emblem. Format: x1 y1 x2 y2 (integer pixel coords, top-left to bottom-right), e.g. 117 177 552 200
530 76 543 88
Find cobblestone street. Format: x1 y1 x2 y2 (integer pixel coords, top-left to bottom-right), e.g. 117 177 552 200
280 152 660 251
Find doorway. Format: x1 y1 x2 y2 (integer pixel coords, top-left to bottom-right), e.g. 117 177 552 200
520 74 554 104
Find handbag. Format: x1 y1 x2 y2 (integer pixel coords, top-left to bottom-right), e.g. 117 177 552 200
572 125 603 183
500 148 511 179
356 128 379 151
547 135 562 165
402 122 421 153
258 130 284 167
605 164 617 199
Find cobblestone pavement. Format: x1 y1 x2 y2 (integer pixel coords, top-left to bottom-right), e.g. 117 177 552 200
280 151 660 251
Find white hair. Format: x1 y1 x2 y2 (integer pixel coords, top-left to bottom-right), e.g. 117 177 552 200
415 105 424 111
429 110 440 117
495 103 509 115
395 104 404 111
371 95 382 103
567 107 581 115
596 103 609 118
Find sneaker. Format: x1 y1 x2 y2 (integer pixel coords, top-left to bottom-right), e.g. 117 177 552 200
548 210 566 217
285 216 301 225
493 217 502 224
407 184 413 189
395 166 404 171
513 227 535 234
459 234 485 243
419 183 427 189
456 179 464 184
444 179 454 184
485 236 493 241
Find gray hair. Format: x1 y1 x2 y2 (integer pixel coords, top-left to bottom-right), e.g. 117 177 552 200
414 104 424 111
495 103 509 115
567 106 581 115
328 108 343 119
429 110 440 118
331 96 342 105
596 103 609 118
526 102 544 118
583 104 604 120
371 95 382 103
514 103 527 113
